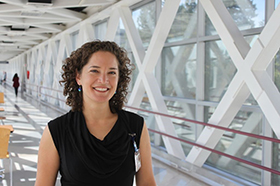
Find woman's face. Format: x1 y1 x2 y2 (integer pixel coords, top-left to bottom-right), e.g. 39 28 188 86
76 51 119 105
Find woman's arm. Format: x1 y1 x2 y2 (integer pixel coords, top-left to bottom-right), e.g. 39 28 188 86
35 126 60 186
135 121 156 186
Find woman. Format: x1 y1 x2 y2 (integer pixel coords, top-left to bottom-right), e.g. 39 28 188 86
12 73 19 97
35 41 156 186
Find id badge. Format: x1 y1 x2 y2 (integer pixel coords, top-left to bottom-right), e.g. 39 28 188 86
134 151 141 172
129 133 142 172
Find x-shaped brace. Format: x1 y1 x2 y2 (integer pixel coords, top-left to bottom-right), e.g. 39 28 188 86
186 0 280 166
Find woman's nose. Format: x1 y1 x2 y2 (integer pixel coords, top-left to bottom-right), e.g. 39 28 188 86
98 73 108 83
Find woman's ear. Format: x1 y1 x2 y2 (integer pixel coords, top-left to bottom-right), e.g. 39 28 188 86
76 70 81 85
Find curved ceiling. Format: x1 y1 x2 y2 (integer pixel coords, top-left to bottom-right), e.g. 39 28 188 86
0 0 118 61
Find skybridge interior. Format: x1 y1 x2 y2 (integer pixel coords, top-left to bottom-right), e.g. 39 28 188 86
1 0 280 186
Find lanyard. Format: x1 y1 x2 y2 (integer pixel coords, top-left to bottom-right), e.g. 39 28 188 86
129 133 139 153
129 133 141 172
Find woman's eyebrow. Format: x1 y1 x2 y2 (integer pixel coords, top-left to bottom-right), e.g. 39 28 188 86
89 65 100 68
89 66 118 70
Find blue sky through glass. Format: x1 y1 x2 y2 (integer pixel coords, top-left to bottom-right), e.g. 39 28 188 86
252 0 265 27
276 0 280 8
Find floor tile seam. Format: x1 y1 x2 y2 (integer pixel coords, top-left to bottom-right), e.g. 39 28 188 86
4 95 44 135
9 157 37 166
8 128 40 132
23 94 67 118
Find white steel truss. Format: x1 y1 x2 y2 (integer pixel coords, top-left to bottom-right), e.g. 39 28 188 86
186 0 280 167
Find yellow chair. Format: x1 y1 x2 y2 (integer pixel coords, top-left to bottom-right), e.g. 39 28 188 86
0 93 5 125
0 92 4 104
0 127 12 185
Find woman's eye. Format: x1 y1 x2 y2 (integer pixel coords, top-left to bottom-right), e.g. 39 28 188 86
90 69 98 73
109 71 116 75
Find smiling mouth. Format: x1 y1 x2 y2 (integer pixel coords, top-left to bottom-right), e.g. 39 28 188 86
94 87 109 92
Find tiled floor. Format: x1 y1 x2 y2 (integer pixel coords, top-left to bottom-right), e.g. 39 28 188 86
0 85 209 186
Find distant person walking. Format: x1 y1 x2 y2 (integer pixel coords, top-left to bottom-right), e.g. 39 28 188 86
12 73 20 97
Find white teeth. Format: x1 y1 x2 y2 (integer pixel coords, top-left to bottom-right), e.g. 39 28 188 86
95 88 107 91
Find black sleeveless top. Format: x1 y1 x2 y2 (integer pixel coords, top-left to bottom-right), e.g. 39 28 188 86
48 109 144 186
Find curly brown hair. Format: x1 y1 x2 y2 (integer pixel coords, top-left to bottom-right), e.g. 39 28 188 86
60 40 132 113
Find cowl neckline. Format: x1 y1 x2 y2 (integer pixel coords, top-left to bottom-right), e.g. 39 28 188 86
67 110 131 178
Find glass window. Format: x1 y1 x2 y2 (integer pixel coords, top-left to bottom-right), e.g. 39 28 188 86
132 1 156 48
94 21 107 41
127 52 139 93
274 50 280 92
205 40 236 102
165 100 195 120
276 0 280 8
165 99 196 145
205 35 258 105
40 58 44 85
206 0 265 35
114 19 131 50
63 49 67 61
272 131 280 185
205 35 259 104
44 44 48 58
71 31 79 51
47 59 54 89
166 0 198 42
206 110 263 185
161 44 197 99
204 34 258 105
55 40 60 56
139 98 166 150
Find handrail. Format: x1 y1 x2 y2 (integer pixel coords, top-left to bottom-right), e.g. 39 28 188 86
25 83 65 102
40 92 65 102
125 105 280 144
148 128 280 175
40 86 63 93
125 105 280 176
25 82 39 87
26 83 63 93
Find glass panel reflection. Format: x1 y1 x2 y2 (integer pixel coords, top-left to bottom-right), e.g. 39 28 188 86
272 132 280 185
126 52 139 100
205 36 259 104
138 97 166 150
166 100 196 156
161 44 197 99
206 0 265 35
205 109 263 185
274 50 280 92
166 0 198 42
114 19 131 50
138 97 197 154
94 21 107 41
70 31 79 51
276 0 280 8
205 40 236 102
132 1 156 48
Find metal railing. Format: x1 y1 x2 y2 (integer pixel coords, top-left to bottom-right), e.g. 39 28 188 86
125 105 280 176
